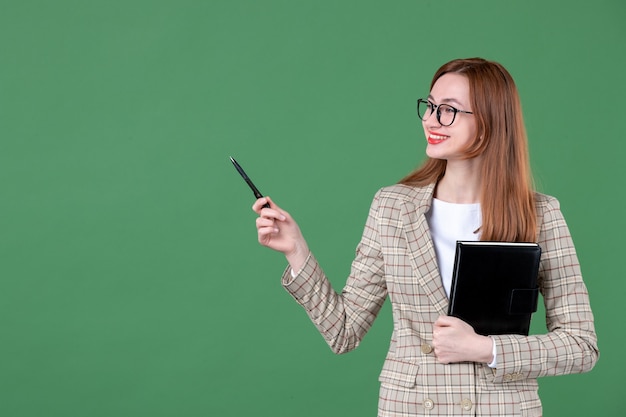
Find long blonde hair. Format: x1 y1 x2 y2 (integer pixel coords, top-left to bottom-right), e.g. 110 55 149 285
400 58 537 242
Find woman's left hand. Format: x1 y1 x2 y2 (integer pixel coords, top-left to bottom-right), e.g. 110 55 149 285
432 315 494 364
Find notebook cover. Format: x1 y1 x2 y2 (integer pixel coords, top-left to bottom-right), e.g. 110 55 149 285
447 241 542 336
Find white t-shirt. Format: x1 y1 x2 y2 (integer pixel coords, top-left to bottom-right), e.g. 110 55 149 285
425 198 482 298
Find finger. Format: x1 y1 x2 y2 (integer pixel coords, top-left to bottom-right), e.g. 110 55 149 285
256 217 276 229
258 225 279 239
434 315 456 328
432 345 447 363
263 197 289 220
252 197 270 213
257 219 281 236
257 209 286 224
256 196 280 211
253 197 288 220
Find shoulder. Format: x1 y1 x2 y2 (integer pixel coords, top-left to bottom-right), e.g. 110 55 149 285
534 192 571 235
376 183 435 204
534 192 560 208
367 183 435 217
534 192 562 218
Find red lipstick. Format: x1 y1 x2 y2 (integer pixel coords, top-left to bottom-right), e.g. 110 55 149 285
427 132 448 145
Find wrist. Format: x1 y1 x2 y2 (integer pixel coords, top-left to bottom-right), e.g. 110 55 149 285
477 335 495 364
481 336 495 364
285 242 309 272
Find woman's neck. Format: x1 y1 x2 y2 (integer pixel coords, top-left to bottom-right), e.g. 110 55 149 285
435 159 482 204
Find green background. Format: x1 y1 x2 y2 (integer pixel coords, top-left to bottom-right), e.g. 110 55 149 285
2 0 624 416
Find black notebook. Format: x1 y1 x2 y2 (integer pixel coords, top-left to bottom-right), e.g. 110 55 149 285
448 241 542 336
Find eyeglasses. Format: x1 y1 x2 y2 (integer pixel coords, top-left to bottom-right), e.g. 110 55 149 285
417 98 473 126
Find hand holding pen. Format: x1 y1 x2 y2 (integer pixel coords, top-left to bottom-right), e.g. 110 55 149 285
230 156 309 271
252 196 309 273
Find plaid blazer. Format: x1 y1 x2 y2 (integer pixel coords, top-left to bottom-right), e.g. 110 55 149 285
282 183 598 417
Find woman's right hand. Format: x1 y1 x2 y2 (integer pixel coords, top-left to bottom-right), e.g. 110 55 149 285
253 196 310 272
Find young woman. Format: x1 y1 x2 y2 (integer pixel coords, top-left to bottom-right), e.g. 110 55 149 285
252 58 599 416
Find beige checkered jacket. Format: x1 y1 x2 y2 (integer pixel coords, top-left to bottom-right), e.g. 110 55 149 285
282 183 598 416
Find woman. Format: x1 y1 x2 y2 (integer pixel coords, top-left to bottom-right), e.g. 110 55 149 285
252 58 598 416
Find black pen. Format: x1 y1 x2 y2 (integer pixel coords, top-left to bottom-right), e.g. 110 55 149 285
229 156 271 208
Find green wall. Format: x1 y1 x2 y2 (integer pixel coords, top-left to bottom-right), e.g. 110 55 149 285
2 1 624 415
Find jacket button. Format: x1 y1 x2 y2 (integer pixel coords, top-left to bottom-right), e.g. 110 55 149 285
423 398 434 410
421 343 433 354
461 398 473 411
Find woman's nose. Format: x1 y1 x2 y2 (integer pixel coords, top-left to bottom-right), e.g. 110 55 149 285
423 108 442 128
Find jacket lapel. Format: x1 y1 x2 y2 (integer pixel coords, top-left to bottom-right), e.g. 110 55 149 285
399 184 449 315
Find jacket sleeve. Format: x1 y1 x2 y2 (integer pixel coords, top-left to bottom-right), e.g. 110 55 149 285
282 190 388 354
490 196 599 383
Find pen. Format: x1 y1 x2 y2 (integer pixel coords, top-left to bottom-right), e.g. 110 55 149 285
229 156 271 208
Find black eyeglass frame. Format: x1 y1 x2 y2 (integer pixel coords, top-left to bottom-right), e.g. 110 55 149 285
416 98 473 127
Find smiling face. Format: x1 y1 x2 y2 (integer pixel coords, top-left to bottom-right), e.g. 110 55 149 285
423 72 478 162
